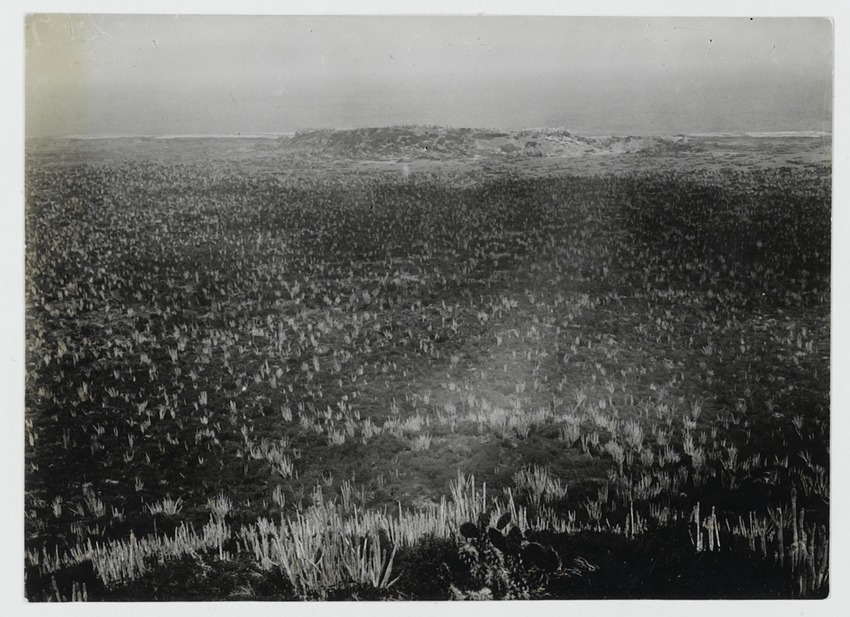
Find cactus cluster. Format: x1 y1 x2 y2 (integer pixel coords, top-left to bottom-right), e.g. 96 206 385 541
452 511 567 600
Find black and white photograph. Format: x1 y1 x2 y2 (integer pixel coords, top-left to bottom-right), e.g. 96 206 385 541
8 0 845 608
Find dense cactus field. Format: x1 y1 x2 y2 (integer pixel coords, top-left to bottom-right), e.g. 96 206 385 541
24 143 830 600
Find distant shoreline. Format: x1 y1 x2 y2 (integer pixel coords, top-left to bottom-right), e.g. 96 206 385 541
29 133 297 141
27 130 832 141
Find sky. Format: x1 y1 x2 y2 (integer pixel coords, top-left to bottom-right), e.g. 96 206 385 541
25 15 835 137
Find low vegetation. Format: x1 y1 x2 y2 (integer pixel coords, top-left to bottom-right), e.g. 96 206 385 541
25 133 829 600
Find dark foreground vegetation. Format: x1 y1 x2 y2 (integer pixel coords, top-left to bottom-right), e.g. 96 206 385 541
25 148 829 600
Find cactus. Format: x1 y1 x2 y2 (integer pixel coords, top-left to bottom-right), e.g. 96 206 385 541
452 511 579 599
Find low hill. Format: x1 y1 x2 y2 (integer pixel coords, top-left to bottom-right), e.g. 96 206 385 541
278 126 688 160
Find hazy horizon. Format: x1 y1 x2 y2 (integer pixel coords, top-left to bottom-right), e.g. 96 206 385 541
25 127 835 140
26 15 833 138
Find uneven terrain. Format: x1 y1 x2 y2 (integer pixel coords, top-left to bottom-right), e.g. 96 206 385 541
25 128 830 600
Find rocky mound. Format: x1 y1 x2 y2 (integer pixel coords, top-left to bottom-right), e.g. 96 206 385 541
278 126 688 160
